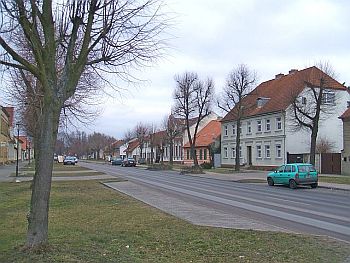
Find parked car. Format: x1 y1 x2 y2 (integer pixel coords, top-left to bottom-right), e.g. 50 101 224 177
111 157 123 166
63 156 76 165
122 158 136 167
73 156 78 163
267 163 318 189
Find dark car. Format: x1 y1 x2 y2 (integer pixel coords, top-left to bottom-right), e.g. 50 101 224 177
63 156 76 165
122 158 136 167
111 157 123 166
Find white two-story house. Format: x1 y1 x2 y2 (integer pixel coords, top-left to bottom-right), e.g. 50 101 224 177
221 66 349 169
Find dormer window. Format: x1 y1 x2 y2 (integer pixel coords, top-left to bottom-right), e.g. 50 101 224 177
257 97 270 107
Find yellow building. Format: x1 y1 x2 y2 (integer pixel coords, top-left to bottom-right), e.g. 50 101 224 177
0 107 13 164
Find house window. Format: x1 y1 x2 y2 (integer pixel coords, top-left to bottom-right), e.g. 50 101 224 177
204 149 207 160
265 119 271 131
276 144 282 158
231 147 235 158
265 145 270 158
322 91 335 104
247 121 252 134
199 149 203 160
256 145 262 158
276 117 282 130
224 125 228 136
257 120 262 132
239 146 242 158
224 147 228 158
232 124 236 135
302 97 307 105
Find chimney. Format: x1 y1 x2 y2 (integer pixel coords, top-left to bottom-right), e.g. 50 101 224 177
275 73 284 79
289 69 298 74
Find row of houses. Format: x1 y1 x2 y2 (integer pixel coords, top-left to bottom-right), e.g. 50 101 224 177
0 106 33 164
105 66 350 175
105 112 222 166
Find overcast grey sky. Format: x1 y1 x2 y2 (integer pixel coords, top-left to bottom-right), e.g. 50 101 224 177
9 0 350 139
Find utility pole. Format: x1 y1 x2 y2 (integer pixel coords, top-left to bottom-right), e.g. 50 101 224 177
15 123 20 182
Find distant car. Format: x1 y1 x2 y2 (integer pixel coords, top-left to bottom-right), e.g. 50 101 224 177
122 158 136 167
63 156 76 165
111 157 123 166
74 157 78 163
267 163 318 189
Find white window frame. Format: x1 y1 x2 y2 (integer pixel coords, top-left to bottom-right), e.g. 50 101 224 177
232 124 236 135
224 125 228 136
265 145 271 158
231 147 235 158
257 120 262 132
256 145 262 158
322 91 335 104
224 147 228 158
276 144 282 158
276 117 282 130
265 119 271 131
239 146 242 159
247 121 252 134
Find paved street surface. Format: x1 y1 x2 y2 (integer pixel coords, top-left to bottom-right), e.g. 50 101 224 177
79 162 350 243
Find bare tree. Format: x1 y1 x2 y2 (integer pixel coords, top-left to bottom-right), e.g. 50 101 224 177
87 132 115 159
123 129 134 144
148 123 158 164
288 63 343 165
0 0 167 249
162 114 183 165
316 137 335 153
217 64 256 171
173 72 214 169
134 122 149 160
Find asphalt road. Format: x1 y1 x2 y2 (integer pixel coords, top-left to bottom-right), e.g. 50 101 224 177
80 162 350 243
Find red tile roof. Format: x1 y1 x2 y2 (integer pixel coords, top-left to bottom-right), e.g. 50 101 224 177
183 120 221 148
124 139 139 153
111 140 124 148
222 66 346 122
339 108 350 120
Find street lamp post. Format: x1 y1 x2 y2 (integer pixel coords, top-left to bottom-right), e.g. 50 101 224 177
15 123 20 182
28 140 31 164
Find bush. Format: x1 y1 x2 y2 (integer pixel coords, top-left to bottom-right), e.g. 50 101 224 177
147 163 172 171
200 162 212 169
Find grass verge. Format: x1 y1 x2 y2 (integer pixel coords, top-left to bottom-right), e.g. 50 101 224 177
0 180 348 263
319 176 350 185
12 171 105 177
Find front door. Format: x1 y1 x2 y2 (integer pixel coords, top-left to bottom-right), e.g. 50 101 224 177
247 146 252 166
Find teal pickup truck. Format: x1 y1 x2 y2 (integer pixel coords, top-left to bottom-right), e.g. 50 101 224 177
267 163 318 189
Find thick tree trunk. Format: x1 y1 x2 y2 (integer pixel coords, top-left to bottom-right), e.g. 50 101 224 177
310 129 318 165
26 102 60 248
235 119 241 171
169 139 174 165
191 143 199 167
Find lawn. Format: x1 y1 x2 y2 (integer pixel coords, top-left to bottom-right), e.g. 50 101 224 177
20 162 91 172
319 175 350 185
0 180 348 263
